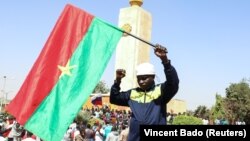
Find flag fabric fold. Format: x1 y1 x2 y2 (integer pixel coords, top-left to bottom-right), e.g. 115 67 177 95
6 4 123 141
91 93 103 106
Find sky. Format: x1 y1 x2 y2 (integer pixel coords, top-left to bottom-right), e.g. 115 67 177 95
0 0 249 111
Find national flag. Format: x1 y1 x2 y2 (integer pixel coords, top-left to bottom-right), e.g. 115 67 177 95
91 93 102 106
6 4 123 141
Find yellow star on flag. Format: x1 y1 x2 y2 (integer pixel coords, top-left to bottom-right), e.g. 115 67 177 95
58 60 76 77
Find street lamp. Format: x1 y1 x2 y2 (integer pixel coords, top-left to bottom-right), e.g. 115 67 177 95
2 76 6 90
0 76 14 112
0 76 7 113
5 90 12 101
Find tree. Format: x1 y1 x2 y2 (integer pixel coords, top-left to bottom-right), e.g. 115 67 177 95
76 110 92 125
193 105 210 119
185 110 194 116
76 110 104 127
223 79 250 124
93 81 110 93
210 94 226 121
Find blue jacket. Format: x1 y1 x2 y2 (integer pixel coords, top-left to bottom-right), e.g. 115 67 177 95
110 61 179 141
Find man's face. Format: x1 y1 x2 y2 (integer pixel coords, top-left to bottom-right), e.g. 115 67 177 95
137 75 155 90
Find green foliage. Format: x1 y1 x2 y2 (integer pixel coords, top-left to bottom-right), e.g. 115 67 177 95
76 110 105 127
88 117 105 127
172 115 203 125
185 110 194 116
76 110 92 124
210 94 226 120
210 79 250 124
93 81 110 93
223 79 250 124
193 105 210 119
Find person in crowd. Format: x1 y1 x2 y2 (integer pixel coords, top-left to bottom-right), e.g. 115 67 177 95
105 126 119 141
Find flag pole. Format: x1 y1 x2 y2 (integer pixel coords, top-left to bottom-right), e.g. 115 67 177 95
119 28 168 53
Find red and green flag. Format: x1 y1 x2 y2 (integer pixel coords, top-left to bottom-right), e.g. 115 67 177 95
6 4 123 141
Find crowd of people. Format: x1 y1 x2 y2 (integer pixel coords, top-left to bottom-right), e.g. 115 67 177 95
62 105 130 141
0 105 130 141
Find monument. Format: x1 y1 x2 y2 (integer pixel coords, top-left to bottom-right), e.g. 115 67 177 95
84 0 187 114
115 0 152 91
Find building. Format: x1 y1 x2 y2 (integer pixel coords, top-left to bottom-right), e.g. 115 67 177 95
83 93 186 114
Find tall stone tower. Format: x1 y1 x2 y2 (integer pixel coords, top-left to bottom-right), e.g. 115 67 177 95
115 0 152 91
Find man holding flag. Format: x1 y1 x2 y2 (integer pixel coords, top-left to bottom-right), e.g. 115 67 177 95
110 45 179 141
